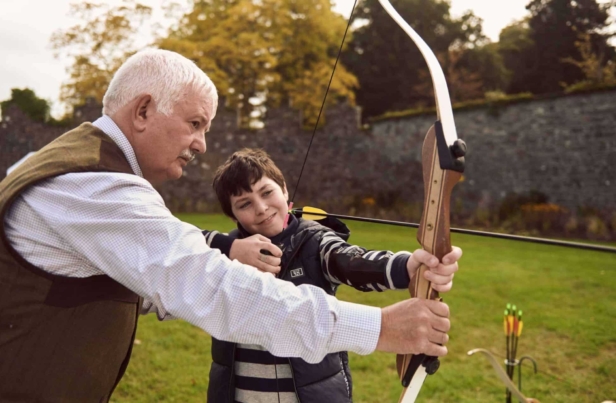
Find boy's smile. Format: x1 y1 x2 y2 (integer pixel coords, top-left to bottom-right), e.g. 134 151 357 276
230 176 289 237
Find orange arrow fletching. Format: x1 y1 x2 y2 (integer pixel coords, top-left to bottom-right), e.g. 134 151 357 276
518 321 523 337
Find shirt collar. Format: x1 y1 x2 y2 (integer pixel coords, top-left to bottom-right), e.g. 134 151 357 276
92 115 143 178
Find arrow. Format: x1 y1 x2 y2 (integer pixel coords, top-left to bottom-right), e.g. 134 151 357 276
292 207 616 254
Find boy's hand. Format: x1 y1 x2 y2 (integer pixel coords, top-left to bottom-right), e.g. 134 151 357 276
230 235 282 274
406 246 462 293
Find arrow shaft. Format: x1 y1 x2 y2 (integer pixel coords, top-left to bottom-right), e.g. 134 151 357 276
293 210 616 254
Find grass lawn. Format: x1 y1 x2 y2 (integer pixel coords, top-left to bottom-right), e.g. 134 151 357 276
112 213 616 402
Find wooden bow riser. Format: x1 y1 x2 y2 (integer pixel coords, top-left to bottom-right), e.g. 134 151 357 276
416 124 462 298
396 124 463 389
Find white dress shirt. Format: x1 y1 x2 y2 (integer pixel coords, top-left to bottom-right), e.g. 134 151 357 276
3 116 381 363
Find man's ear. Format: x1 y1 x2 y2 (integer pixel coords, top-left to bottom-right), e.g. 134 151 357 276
133 94 153 132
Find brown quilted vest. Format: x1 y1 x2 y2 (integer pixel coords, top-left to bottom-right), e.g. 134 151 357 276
0 123 141 402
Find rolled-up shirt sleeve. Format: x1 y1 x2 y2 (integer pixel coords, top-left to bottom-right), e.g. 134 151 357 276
5 172 381 363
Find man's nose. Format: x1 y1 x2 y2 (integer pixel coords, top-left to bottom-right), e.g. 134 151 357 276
191 131 206 154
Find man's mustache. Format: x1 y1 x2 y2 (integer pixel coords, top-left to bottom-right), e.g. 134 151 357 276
179 150 195 162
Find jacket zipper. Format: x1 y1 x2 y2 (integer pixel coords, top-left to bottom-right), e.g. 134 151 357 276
287 358 301 402
278 233 309 280
339 354 351 399
228 343 237 403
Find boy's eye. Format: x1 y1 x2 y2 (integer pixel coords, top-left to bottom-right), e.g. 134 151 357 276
263 190 272 197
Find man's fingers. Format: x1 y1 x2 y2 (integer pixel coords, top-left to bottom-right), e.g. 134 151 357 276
424 344 448 357
255 247 281 272
254 260 281 274
258 252 281 268
427 328 449 345
425 300 450 319
376 299 452 357
258 241 282 258
430 316 451 333
254 234 271 243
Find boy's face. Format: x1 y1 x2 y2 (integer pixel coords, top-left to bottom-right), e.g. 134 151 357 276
230 176 289 237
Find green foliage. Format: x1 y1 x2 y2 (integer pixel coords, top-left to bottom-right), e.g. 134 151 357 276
112 214 616 402
497 19 535 95
495 192 577 236
563 30 616 92
50 1 152 108
457 43 511 94
47 115 75 127
369 92 534 121
159 0 357 128
498 191 550 222
565 81 616 94
508 0 615 94
341 0 487 119
489 191 616 241
1 88 50 122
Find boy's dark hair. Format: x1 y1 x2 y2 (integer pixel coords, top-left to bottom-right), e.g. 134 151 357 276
213 148 287 218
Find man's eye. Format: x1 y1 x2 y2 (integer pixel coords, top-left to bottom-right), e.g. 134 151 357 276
192 121 200 129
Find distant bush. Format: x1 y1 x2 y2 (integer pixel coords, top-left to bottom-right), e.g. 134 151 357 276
492 192 614 240
370 92 534 122
565 81 616 95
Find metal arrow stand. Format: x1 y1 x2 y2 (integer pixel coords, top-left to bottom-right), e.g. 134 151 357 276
505 356 538 402
468 348 540 403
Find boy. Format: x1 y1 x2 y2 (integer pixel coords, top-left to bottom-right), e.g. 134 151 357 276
204 148 461 403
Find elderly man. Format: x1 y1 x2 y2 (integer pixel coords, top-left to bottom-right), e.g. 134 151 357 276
0 49 461 401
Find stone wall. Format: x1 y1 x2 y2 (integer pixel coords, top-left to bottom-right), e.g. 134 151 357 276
371 90 616 213
0 97 103 179
1 90 615 220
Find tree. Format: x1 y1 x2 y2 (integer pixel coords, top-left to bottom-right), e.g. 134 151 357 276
341 0 486 119
1 88 50 122
497 20 535 94
273 0 358 127
159 0 358 127
563 30 616 91
457 43 511 97
523 0 615 93
50 1 152 110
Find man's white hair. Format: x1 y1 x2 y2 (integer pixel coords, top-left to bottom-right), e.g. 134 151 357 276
102 48 218 116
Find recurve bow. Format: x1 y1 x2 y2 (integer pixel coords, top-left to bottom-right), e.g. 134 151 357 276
375 1 467 401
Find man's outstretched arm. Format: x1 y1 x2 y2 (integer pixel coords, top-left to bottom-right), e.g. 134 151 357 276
6 172 451 362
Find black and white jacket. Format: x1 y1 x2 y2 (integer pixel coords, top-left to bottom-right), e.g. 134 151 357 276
203 214 411 403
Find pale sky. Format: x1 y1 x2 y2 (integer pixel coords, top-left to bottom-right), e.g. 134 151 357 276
0 0 591 118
